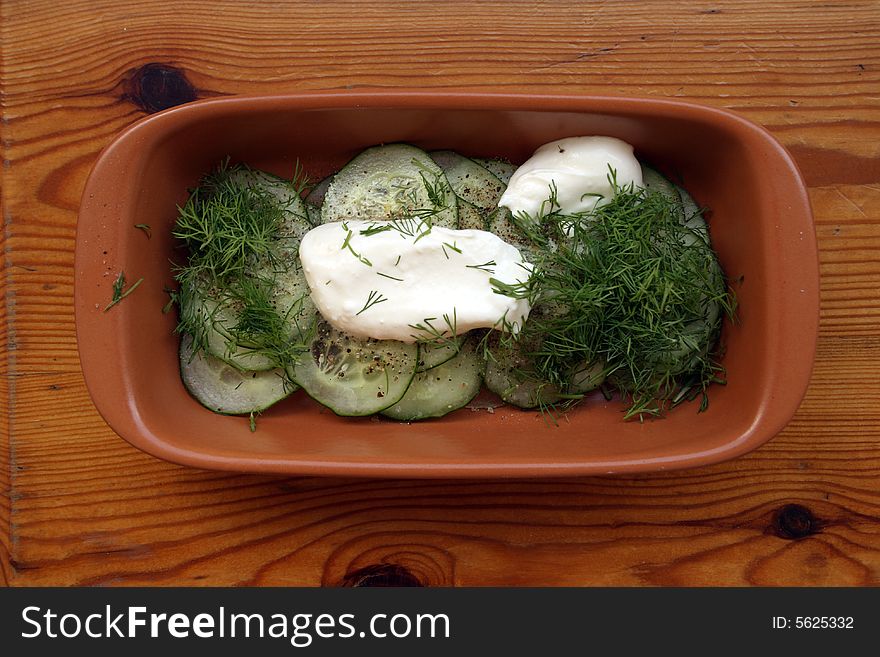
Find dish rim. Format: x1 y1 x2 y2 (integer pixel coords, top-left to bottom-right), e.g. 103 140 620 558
74 91 819 478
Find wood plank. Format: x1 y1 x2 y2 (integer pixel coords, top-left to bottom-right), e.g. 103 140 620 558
2 0 879 586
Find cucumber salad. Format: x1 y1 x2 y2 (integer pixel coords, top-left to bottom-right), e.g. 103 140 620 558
171 137 734 425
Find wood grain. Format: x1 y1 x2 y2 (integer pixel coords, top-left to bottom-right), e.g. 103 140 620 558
2 0 880 586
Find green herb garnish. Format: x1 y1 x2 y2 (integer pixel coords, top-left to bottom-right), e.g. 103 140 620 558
173 164 289 282
104 272 143 311
170 161 314 369
356 290 388 316
492 171 735 419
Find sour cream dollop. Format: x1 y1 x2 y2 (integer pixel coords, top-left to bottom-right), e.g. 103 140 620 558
299 221 532 342
498 136 642 218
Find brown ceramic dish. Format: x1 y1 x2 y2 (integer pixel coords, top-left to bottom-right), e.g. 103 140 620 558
75 92 818 477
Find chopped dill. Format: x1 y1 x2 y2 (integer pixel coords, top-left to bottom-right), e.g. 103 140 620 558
104 272 143 311
170 160 315 368
356 290 388 316
490 171 735 419
174 165 285 283
409 309 460 350
341 223 373 267
134 223 152 238
466 260 497 274
441 241 462 259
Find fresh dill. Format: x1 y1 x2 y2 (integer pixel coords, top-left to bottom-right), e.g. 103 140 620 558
134 223 152 238
377 271 404 282
104 272 144 311
441 241 461 259
466 260 497 274
491 172 735 419
161 286 176 314
409 309 460 350
341 224 373 267
360 224 393 237
356 290 388 315
170 160 315 368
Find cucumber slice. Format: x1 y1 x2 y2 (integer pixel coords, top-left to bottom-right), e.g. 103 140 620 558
675 184 709 244
485 206 541 262
642 166 708 246
305 175 333 226
473 158 517 185
226 167 311 248
179 334 294 415
290 317 418 416
180 277 277 371
567 360 606 394
640 165 680 207
321 143 458 228
176 165 316 371
647 249 724 374
429 150 505 211
417 337 464 372
179 241 315 372
456 199 486 231
382 334 484 421
483 330 563 409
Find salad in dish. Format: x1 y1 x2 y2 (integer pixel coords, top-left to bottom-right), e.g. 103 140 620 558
170 137 734 425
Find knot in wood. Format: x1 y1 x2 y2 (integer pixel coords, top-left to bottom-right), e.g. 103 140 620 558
340 564 424 587
123 63 197 114
773 503 819 540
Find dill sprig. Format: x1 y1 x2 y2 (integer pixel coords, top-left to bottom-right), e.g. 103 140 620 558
173 167 285 283
409 309 459 347
104 272 143 311
495 173 735 419
466 260 497 274
356 290 388 316
341 223 373 267
170 161 315 369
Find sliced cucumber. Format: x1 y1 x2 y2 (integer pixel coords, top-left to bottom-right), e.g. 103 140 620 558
175 165 316 371
305 175 333 226
321 143 458 228
642 165 709 246
259 247 317 343
179 244 315 372
290 317 418 416
473 157 517 185
640 165 680 206
179 277 277 371
456 199 486 231
429 150 505 211
483 330 563 409
647 249 724 374
485 206 542 262
675 184 709 243
567 360 606 394
382 334 484 421
416 336 464 372
179 334 294 415
226 167 310 247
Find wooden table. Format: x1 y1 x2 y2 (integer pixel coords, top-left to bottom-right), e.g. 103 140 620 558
2 0 878 587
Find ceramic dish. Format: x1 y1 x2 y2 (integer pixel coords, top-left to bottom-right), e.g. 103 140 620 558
74 92 818 477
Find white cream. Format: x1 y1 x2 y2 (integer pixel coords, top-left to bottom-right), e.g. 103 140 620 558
498 136 642 218
299 221 532 342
